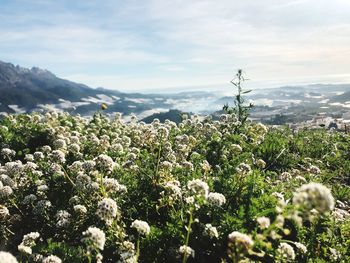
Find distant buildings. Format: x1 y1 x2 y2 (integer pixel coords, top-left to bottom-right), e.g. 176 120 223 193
286 112 350 132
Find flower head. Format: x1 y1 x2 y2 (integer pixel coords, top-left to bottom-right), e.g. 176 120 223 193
187 179 209 198
293 182 334 214
0 251 18 263
42 255 62 263
256 216 270 229
179 245 195 259
277 242 295 261
203 224 219 239
96 198 119 225
82 227 106 251
207 192 226 207
131 219 150 236
228 231 254 251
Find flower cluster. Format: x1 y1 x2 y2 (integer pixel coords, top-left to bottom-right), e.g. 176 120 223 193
130 219 150 236
81 227 106 251
18 232 40 255
293 182 335 214
0 111 348 262
96 198 120 225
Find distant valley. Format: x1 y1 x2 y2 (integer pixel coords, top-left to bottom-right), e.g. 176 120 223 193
1 60 350 124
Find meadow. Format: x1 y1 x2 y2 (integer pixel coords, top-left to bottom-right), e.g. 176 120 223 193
0 109 350 262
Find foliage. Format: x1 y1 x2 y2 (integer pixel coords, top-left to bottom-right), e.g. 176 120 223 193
223 69 253 126
0 111 349 262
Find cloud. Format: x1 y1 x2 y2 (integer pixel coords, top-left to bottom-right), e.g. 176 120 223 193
0 0 350 91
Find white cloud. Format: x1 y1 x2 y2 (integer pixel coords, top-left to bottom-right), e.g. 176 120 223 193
1 0 350 91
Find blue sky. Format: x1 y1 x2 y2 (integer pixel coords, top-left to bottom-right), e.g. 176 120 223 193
1 0 350 92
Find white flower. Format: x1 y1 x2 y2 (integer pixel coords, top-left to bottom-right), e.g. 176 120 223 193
295 242 307 254
293 182 334 214
5 161 23 176
81 227 106 250
278 172 291 182
95 154 115 172
34 151 45 160
277 242 295 260
164 180 182 199
33 200 52 215
22 194 38 205
203 224 219 238
309 165 321 174
0 174 16 188
24 153 34 162
117 241 136 263
255 123 268 134
18 244 32 255
96 198 119 225
82 160 95 172
207 192 226 207
295 175 307 183
53 139 66 149
42 255 62 263
55 210 71 228
0 186 13 197
75 173 91 190
236 163 251 175
201 160 211 172
103 177 123 192
179 245 195 258
187 179 209 198
228 231 254 250
1 148 15 157
275 215 285 228
50 150 66 164
231 144 242 153
96 253 103 263
182 161 194 171
0 205 10 220
131 219 151 236
185 196 195 204
74 205 87 214
68 161 83 173
329 248 341 261
272 192 285 203
37 185 49 192
32 253 43 262
0 251 18 263
256 216 270 229
68 143 80 153
256 159 266 168
20 232 40 248
160 161 173 171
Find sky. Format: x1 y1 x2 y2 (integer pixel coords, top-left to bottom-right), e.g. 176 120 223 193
1 0 350 93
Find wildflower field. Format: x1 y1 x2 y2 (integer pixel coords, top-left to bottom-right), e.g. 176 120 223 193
0 111 350 262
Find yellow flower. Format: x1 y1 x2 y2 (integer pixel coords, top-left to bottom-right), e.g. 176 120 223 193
101 103 108 110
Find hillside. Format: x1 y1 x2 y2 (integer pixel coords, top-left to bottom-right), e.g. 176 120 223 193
0 111 349 262
2 60 350 125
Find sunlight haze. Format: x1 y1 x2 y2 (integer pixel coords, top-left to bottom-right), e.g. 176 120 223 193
1 0 350 92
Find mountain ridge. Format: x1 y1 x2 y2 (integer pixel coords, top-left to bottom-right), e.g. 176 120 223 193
2 60 350 125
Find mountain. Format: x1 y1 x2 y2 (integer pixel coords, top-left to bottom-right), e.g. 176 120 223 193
2 60 350 124
0 60 218 117
0 61 183 117
0 61 98 112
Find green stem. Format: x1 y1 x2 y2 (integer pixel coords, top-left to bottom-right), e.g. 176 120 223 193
182 211 193 263
100 172 107 197
60 165 76 186
154 141 163 185
136 235 141 261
